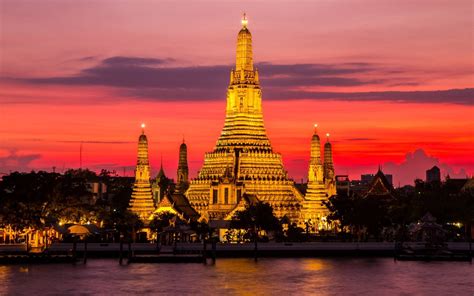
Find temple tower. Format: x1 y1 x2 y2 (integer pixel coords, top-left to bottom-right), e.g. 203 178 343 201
185 15 303 221
152 158 169 205
302 124 330 230
324 134 337 197
177 140 189 191
129 124 155 222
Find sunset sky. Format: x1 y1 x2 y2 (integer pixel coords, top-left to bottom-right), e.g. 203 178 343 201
1 0 473 185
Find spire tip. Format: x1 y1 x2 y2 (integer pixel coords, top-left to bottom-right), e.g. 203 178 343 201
241 12 248 27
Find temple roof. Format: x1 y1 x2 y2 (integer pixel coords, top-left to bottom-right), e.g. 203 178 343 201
169 193 200 220
366 169 393 197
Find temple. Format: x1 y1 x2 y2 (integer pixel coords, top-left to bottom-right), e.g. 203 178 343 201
131 15 337 230
185 15 304 221
176 140 189 192
129 124 155 222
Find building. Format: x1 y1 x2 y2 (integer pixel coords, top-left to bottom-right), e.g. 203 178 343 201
176 140 189 192
128 124 155 222
335 175 350 195
185 15 305 222
361 173 393 186
184 15 335 228
302 126 336 230
323 133 337 197
152 160 170 206
426 165 441 183
364 169 394 199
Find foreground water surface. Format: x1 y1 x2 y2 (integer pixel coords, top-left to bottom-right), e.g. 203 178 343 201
0 258 472 295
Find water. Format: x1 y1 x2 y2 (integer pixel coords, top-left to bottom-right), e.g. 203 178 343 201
0 258 472 295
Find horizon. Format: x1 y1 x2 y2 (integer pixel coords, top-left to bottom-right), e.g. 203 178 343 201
1 0 473 185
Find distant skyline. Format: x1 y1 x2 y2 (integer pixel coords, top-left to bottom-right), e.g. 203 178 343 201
1 0 473 185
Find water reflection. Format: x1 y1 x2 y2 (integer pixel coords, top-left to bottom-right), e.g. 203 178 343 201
0 258 472 295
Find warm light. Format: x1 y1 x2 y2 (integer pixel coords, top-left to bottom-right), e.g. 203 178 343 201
141 123 145 129
241 13 248 27
314 123 318 128
326 133 330 137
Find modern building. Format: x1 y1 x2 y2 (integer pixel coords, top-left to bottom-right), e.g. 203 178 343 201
426 165 441 183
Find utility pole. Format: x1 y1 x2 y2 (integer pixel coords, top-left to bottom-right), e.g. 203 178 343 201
80 142 83 169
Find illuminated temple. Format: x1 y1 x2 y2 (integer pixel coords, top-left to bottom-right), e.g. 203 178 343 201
129 15 337 230
185 15 335 227
128 124 155 222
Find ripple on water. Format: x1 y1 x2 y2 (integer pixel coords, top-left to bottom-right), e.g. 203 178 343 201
0 258 472 295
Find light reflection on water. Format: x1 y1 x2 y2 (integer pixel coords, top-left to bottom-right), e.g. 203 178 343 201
0 258 472 295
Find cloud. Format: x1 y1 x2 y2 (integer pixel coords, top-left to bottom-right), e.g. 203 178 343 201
0 150 41 173
56 140 134 144
101 56 174 66
382 148 468 185
345 138 378 141
9 55 474 105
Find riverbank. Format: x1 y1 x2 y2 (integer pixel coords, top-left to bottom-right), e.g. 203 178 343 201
1 242 471 264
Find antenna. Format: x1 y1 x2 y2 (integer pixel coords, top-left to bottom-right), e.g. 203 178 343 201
80 142 83 169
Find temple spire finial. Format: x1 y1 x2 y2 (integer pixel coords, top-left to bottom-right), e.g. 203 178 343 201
141 123 145 134
241 12 248 28
326 133 330 142
314 123 318 134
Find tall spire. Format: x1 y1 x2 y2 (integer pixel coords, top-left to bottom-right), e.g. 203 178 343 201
235 13 253 72
311 124 321 160
219 14 267 148
177 140 189 191
129 124 155 222
303 125 325 200
324 133 336 197
324 134 335 179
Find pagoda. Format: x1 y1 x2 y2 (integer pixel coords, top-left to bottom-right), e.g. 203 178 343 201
185 15 304 221
129 124 155 222
176 140 189 192
301 125 335 230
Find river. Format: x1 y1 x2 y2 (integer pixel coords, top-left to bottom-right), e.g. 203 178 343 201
0 258 472 295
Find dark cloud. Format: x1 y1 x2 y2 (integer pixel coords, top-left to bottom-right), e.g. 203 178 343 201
265 89 474 105
13 56 474 105
382 148 469 186
77 56 97 62
0 150 41 173
56 140 134 144
101 56 174 66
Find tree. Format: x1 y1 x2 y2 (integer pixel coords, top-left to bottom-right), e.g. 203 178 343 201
149 211 176 233
229 202 281 241
189 220 211 242
102 209 143 241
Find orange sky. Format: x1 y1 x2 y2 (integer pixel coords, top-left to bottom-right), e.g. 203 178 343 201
0 0 473 185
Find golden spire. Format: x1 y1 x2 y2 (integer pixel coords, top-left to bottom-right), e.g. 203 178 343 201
129 124 155 222
236 13 253 72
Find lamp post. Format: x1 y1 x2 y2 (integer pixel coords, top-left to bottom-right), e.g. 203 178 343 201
252 217 258 262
